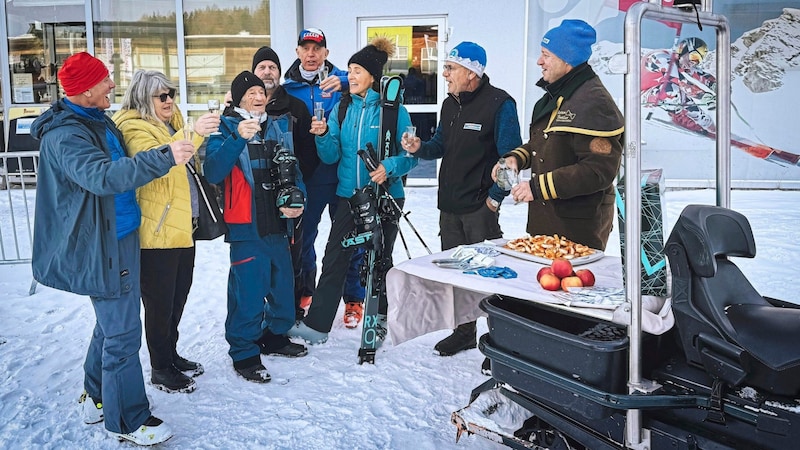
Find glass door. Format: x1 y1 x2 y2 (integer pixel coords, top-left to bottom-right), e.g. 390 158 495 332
360 16 447 186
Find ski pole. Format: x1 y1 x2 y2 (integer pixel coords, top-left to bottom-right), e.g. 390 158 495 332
398 210 432 255
358 147 432 254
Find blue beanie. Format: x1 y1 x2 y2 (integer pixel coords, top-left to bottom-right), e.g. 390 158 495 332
541 19 596 67
446 42 487 77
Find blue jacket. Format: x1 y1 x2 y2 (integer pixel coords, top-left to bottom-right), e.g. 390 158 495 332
315 89 417 199
30 99 175 297
283 59 348 186
203 110 306 242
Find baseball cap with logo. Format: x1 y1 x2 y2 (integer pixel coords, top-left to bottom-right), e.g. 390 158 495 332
298 28 326 47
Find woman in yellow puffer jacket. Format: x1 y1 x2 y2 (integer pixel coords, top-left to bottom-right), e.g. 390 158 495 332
112 70 219 394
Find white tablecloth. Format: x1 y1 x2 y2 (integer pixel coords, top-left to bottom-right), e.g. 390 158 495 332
386 248 674 345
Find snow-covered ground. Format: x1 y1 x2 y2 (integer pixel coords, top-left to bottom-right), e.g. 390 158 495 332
1 186 799 449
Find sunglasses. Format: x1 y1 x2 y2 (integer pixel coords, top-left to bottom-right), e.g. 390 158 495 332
153 88 176 102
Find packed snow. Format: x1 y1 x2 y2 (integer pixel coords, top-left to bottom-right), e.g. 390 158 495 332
1 183 798 449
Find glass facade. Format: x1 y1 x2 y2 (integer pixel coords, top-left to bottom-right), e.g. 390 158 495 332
2 0 269 107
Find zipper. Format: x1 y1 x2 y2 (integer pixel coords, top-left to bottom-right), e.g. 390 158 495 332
355 99 367 188
155 202 171 234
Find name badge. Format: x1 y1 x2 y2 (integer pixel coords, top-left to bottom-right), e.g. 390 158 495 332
463 123 482 131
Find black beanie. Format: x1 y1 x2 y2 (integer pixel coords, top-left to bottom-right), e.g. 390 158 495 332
231 71 265 107
251 46 281 74
348 37 395 83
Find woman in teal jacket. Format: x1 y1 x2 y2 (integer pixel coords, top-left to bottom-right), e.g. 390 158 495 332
289 37 417 344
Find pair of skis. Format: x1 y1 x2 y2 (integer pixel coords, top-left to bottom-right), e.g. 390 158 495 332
356 75 403 364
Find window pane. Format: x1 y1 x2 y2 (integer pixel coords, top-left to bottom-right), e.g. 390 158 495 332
407 112 438 178
366 25 439 105
183 0 270 104
5 3 86 104
93 1 179 104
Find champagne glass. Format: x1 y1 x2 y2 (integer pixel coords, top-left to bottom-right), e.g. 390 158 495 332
184 116 194 141
403 125 417 157
248 110 263 143
319 65 329 84
314 102 325 122
207 99 221 135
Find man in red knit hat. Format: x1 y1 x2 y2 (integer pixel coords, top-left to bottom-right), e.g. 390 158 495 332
31 52 195 446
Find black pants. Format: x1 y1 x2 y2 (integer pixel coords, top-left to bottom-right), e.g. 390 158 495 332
140 247 196 370
304 196 403 333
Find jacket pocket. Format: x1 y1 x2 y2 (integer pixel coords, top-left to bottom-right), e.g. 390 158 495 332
223 165 252 224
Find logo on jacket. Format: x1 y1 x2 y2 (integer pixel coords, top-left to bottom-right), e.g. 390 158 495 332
555 110 576 123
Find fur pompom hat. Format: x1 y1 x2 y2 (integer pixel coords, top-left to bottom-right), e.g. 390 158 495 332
348 37 395 82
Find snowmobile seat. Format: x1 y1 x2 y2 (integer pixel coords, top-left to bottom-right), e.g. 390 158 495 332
665 204 800 397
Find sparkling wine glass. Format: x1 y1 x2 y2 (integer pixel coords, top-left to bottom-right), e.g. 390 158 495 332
207 99 221 135
248 111 263 143
184 117 194 141
319 65 329 84
403 125 417 157
314 102 325 121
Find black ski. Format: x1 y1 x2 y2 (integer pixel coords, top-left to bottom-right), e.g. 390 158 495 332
356 75 403 364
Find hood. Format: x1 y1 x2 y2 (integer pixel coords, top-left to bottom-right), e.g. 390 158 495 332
30 100 88 140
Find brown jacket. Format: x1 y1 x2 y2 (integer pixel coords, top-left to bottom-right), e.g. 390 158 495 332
507 65 623 250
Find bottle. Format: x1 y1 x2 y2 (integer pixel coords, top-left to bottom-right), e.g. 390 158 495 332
496 157 518 191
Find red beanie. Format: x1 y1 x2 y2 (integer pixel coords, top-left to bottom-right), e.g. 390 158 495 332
59 52 109 96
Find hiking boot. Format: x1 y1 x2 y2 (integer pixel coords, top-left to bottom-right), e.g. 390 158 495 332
286 320 328 344
258 330 308 358
344 301 364 329
434 321 477 356
108 415 173 446
151 366 197 393
235 363 271 383
173 355 204 377
78 391 103 424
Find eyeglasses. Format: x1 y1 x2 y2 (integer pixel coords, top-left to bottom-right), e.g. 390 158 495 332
153 89 176 102
442 64 460 74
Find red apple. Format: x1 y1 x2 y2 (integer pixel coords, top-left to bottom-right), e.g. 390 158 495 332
550 258 574 279
539 273 562 291
575 269 596 287
561 276 584 291
536 266 554 281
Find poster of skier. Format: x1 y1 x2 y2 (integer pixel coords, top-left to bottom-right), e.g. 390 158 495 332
530 0 800 184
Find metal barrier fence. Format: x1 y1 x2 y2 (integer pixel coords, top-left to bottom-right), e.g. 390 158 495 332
1 150 38 294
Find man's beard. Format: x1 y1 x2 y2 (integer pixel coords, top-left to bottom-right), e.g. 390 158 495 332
262 78 277 90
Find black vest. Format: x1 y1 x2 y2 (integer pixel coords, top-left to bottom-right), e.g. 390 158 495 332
438 77 510 214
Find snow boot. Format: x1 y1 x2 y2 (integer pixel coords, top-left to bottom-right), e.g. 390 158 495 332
434 321 477 356
108 415 173 446
344 301 364 329
235 363 271 383
258 330 308 357
173 355 204 377
151 366 196 393
286 320 328 344
78 390 103 424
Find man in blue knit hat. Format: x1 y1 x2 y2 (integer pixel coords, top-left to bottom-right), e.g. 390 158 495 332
501 19 623 259
403 41 522 357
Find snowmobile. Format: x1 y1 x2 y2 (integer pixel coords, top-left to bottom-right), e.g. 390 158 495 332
452 2 800 449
